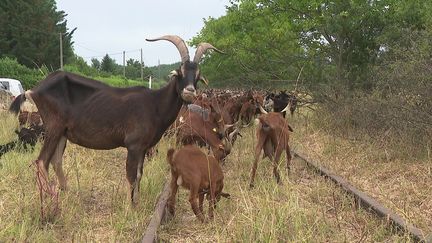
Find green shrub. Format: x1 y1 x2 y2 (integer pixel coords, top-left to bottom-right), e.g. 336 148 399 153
0 57 44 89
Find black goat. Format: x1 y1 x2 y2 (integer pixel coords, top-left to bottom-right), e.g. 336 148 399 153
9 35 222 204
265 91 297 117
0 125 44 158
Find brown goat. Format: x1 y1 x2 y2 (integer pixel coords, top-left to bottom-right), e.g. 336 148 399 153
174 105 234 162
166 145 230 222
18 111 43 127
249 107 293 188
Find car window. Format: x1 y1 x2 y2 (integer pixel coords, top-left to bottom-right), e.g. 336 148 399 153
0 81 9 90
18 83 24 93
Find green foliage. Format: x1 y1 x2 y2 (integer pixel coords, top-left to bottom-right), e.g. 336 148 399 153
0 0 75 70
193 0 432 91
192 1 303 89
0 57 44 89
90 58 101 70
147 62 180 82
100 54 116 73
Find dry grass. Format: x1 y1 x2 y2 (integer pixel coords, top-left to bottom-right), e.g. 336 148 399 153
0 111 170 242
158 125 413 242
291 108 432 237
0 107 426 242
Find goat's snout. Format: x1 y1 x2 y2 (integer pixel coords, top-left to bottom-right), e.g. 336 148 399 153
181 85 197 102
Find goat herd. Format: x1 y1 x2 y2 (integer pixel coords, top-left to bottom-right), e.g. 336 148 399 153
2 35 298 223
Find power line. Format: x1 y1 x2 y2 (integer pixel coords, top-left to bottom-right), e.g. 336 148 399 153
81 49 141 59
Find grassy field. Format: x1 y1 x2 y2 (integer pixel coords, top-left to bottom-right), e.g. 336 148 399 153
0 106 427 242
0 111 169 242
158 118 414 242
291 109 432 236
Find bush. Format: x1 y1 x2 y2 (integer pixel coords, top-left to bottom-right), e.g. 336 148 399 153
313 29 432 159
0 57 44 89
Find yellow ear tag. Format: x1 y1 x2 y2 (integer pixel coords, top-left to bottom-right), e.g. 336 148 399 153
212 128 217 132
201 77 209 85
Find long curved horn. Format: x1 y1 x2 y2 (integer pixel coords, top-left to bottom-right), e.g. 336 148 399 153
259 105 268 114
281 103 291 113
146 35 190 63
193 43 224 63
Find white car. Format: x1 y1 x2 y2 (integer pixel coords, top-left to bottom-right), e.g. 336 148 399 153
0 78 24 99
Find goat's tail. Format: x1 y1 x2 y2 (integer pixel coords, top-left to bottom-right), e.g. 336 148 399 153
167 148 176 165
9 93 26 114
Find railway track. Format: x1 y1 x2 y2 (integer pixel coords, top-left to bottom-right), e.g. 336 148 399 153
292 151 430 243
141 148 431 242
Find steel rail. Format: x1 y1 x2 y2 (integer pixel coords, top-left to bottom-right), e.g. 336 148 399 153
141 181 171 243
292 150 430 243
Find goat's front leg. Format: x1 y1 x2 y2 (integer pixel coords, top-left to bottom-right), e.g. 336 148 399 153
198 192 205 215
250 135 266 188
286 146 292 174
273 149 283 185
208 184 217 219
126 148 144 205
189 189 205 222
136 150 146 194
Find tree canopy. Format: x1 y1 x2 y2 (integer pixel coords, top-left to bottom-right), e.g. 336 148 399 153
0 0 76 70
192 0 432 90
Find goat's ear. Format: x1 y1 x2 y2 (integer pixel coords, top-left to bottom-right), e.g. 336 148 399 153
168 70 179 78
199 76 209 86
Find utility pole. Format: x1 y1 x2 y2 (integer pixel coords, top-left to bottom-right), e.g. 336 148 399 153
140 48 144 82
158 59 161 80
149 76 152 89
59 33 63 71
123 51 126 78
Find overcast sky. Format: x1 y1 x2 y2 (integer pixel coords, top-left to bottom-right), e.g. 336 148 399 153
55 0 229 67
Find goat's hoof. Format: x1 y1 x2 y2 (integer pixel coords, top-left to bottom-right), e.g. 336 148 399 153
249 183 255 189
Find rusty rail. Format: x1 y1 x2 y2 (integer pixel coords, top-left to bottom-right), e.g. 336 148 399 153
292 150 430 243
141 181 171 243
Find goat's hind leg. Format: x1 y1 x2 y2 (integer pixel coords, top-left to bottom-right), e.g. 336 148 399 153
189 189 205 222
51 136 67 190
167 174 179 218
37 131 64 182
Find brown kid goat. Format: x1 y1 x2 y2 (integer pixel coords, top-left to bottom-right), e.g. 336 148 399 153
249 105 293 188
166 145 230 222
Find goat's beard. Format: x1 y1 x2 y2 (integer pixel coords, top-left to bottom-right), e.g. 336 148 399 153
181 92 196 103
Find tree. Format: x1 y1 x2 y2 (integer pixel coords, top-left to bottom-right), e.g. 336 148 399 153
192 1 303 88
100 54 116 73
0 0 75 69
91 58 101 70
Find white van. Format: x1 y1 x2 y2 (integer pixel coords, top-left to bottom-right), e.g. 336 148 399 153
0 78 24 99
